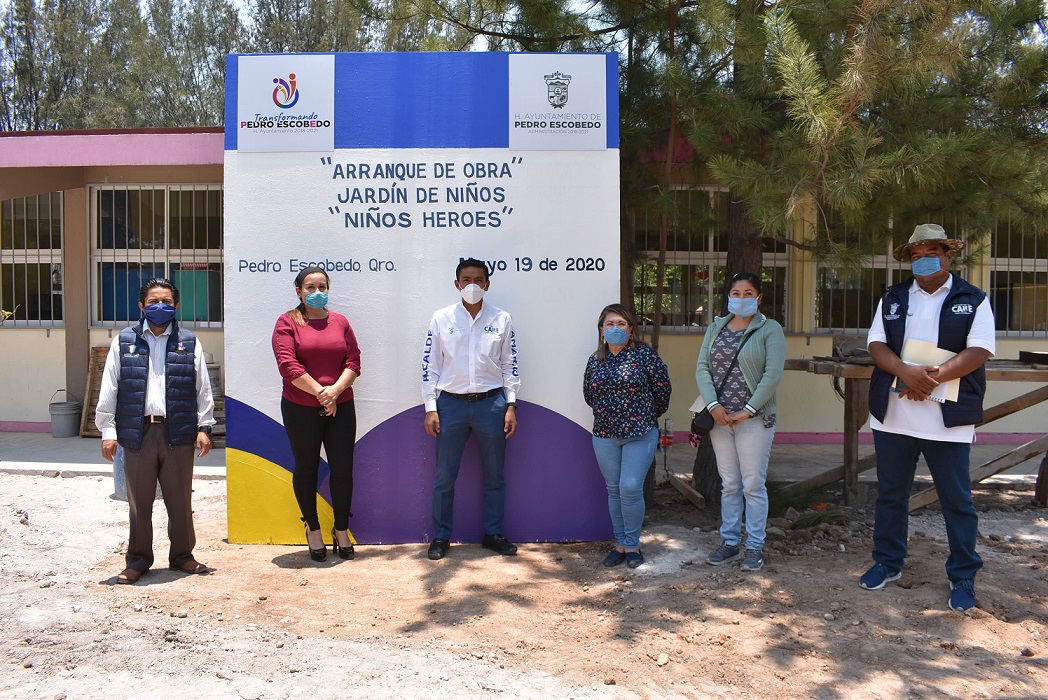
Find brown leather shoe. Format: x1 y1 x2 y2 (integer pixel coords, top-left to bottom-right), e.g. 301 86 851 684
116 567 144 585
169 560 209 575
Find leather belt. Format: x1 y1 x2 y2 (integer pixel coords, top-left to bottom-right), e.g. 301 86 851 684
443 387 503 402
145 415 166 423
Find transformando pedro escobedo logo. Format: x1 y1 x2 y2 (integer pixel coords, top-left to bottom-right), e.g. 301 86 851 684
272 73 299 108
240 71 331 132
513 69 602 133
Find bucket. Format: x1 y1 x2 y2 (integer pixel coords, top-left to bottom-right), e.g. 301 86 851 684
112 445 162 501
48 389 82 438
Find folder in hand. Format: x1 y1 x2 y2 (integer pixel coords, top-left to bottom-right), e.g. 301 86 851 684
891 339 960 403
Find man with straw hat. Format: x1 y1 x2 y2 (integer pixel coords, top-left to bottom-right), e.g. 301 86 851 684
861 223 995 612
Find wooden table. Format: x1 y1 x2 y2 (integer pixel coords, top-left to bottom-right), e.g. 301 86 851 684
783 357 1048 508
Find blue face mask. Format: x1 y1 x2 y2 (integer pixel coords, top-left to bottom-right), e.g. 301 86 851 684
304 291 328 309
727 297 759 318
603 327 628 346
142 302 176 327
911 256 942 277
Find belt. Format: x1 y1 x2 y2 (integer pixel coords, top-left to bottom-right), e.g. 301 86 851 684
443 387 503 402
145 415 166 423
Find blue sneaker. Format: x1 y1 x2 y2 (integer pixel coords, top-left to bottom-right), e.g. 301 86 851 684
603 549 626 567
948 579 977 611
706 542 741 566
859 563 901 590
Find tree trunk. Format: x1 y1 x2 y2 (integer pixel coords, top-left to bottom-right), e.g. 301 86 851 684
725 196 764 298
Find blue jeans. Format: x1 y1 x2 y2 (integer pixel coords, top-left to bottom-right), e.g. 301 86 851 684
709 417 775 550
432 392 507 540
872 430 982 582
592 427 659 549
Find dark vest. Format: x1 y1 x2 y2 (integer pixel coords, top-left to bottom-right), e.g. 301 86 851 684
869 275 987 428
115 321 199 450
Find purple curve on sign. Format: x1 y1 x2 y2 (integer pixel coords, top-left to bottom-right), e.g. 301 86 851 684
225 397 613 544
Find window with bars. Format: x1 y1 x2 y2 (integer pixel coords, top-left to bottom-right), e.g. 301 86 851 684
632 187 788 329
0 193 64 327
989 220 1047 334
814 216 1048 336
92 185 223 327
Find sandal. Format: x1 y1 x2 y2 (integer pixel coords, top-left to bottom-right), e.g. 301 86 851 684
169 560 209 575
116 567 144 584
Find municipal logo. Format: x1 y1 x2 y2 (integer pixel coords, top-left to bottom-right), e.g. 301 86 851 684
272 73 300 109
544 71 571 109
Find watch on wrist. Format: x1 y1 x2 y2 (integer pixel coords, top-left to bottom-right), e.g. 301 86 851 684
197 425 213 436
505 402 516 407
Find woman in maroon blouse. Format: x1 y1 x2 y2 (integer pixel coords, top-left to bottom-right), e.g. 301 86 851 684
272 266 361 561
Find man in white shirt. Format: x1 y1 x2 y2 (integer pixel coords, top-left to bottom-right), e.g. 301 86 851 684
421 258 520 560
861 224 995 612
95 278 216 584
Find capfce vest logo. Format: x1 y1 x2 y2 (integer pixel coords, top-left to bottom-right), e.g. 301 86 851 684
272 73 299 109
545 71 571 109
952 303 974 314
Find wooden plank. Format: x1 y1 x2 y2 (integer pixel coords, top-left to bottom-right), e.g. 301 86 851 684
780 453 877 496
979 385 1048 426
842 377 869 505
668 473 707 510
909 435 1048 512
80 346 110 437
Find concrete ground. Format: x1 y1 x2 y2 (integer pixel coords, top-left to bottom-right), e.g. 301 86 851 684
1 430 1042 488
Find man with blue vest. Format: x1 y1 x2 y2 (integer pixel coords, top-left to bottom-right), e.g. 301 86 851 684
95 278 216 585
861 224 995 611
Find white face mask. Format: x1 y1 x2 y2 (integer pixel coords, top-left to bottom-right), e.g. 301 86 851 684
459 283 485 305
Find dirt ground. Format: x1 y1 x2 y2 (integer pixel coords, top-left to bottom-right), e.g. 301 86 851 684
1 472 1046 700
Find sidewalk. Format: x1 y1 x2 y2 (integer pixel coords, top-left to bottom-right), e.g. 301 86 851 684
0 431 226 479
0 431 1041 486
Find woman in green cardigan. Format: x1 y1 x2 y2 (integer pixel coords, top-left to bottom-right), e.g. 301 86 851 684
695 272 786 572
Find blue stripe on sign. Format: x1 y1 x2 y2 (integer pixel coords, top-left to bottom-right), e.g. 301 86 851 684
334 52 508 149
225 54 239 151
225 52 619 151
604 54 619 149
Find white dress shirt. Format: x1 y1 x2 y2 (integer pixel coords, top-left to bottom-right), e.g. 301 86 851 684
94 321 216 441
867 276 995 443
421 301 520 413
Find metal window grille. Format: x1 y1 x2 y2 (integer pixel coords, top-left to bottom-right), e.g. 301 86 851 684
632 187 789 330
91 185 223 328
0 192 64 327
989 216 1047 335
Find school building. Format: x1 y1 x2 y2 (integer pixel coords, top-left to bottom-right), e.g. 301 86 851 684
1 127 1045 440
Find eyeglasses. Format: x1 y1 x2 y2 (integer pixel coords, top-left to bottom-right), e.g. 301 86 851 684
602 321 629 329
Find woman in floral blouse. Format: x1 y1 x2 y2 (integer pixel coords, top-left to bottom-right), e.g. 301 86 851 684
583 304 671 568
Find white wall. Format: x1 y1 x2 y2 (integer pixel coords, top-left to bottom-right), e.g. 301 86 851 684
0 329 68 423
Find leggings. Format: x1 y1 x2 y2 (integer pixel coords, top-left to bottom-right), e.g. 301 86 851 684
281 397 357 531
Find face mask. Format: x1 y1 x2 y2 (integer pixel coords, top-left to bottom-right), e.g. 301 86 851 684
603 327 628 346
727 297 759 318
143 302 176 327
911 256 942 277
303 291 328 309
459 283 485 305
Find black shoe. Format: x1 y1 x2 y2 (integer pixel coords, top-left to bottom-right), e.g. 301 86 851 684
481 534 518 556
304 521 326 562
428 539 450 560
332 528 355 560
603 549 627 567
